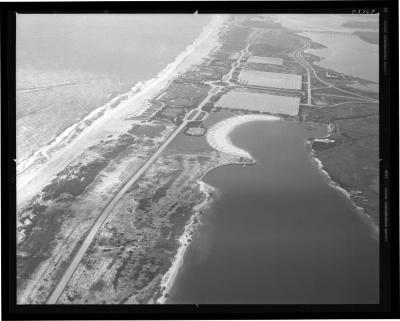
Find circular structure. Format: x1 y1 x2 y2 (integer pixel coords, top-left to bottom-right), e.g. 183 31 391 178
206 114 280 159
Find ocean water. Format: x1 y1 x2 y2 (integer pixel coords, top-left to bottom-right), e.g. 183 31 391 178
301 31 379 82
167 120 379 304
16 14 212 162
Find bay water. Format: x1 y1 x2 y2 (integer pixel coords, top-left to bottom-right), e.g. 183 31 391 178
168 120 379 304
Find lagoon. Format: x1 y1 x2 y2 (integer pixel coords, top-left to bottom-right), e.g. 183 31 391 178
301 31 379 82
167 120 379 304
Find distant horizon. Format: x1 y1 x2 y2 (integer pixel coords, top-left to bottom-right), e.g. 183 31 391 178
14 12 381 306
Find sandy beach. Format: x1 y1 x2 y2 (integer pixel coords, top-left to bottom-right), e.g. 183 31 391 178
17 14 228 210
154 115 284 303
156 180 215 304
154 111 275 304
207 114 281 159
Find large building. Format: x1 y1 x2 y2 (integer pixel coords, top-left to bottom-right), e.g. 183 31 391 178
238 69 302 90
215 90 300 116
247 56 283 66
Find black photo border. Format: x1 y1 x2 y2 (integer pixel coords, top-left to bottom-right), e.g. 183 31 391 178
1 1 399 319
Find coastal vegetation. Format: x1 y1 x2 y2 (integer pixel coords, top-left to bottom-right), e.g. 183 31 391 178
17 14 379 304
58 150 237 304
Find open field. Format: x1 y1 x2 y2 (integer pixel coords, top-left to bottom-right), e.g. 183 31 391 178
247 56 283 65
16 14 229 300
312 116 379 225
17 120 175 303
215 90 300 116
56 150 238 304
156 81 210 108
16 14 380 305
160 107 186 118
303 101 379 225
238 70 302 90
219 23 253 52
244 61 306 80
249 29 305 59
240 17 284 30
242 24 379 226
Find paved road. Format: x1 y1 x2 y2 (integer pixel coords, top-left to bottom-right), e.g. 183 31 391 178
222 31 259 86
47 119 188 303
46 42 247 303
292 41 378 103
291 42 312 105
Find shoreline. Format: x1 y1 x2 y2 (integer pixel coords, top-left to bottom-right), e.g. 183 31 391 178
155 180 216 304
156 116 379 304
307 123 379 239
157 116 378 304
206 114 281 160
17 85 138 178
17 14 229 210
299 31 379 83
155 158 254 304
155 116 285 304
16 80 147 175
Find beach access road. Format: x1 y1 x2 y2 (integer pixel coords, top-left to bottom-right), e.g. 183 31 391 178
291 41 312 105
223 31 259 86
46 30 254 302
46 77 226 305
